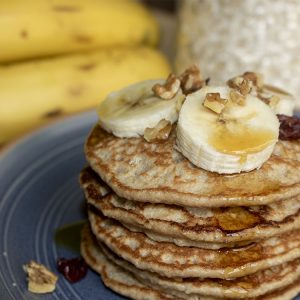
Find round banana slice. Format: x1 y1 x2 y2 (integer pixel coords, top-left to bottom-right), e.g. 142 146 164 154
257 84 295 116
98 79 184 138
176 86 279 174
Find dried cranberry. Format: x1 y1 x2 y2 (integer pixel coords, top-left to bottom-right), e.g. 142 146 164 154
57 257 88 283
277 114 300 140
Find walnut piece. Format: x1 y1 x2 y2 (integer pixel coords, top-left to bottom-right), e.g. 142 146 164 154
229 90 246 106
243 71 264 90
144 119 172 142
152 74 180 100
203 93 228 114
258 93 280 108
179 64 206 94
227 76 252 96
23 261 58 294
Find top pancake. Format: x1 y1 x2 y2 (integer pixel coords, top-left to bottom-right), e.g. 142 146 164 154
85 125 300 207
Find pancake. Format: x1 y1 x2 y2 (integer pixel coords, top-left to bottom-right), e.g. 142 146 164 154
81 225 174 300
123 225 251 249
80 167 300 247
81 225 300 300
85 125 300 208
100 240 300 299
88 208 300 279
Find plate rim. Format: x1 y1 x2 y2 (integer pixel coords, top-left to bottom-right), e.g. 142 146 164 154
0 110 97 159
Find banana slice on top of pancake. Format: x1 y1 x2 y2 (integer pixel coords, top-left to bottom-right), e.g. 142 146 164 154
98 75 185 138
97 69 290 175
176 86 280 174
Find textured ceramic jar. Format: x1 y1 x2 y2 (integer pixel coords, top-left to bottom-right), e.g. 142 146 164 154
176 0 300 107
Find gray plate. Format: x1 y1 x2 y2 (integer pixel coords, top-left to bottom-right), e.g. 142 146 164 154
0 111 299 300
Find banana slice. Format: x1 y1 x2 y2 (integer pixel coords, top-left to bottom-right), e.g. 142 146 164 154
98 79 184 138
256 84 295 116
176 86 279 174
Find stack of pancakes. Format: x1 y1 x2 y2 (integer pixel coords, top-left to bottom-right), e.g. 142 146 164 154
80 124 300 300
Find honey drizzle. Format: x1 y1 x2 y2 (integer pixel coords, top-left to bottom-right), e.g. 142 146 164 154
209 122 276 164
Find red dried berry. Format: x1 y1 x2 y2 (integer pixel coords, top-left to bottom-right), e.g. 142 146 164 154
57 257 88 283
277 114 300 140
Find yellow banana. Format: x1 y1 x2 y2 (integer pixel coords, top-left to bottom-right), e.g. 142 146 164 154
0 0 159 62
0 46 171 144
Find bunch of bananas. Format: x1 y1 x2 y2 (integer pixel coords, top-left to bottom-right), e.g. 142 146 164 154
0 0 171 144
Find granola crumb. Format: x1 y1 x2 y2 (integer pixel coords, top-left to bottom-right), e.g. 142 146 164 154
23 261 58 294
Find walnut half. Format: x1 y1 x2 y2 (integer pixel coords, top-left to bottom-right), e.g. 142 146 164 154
152 74 180 100
179 64 206 94
23 261 58 294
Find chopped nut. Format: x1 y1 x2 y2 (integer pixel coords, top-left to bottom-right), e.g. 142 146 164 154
23 261 58 294
152 74 180 100
258 92 280 107
144 119 172 142
227 76 251 96
243 71 264 90
203 93 228 114
229 90 246 106
179 64 206 94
